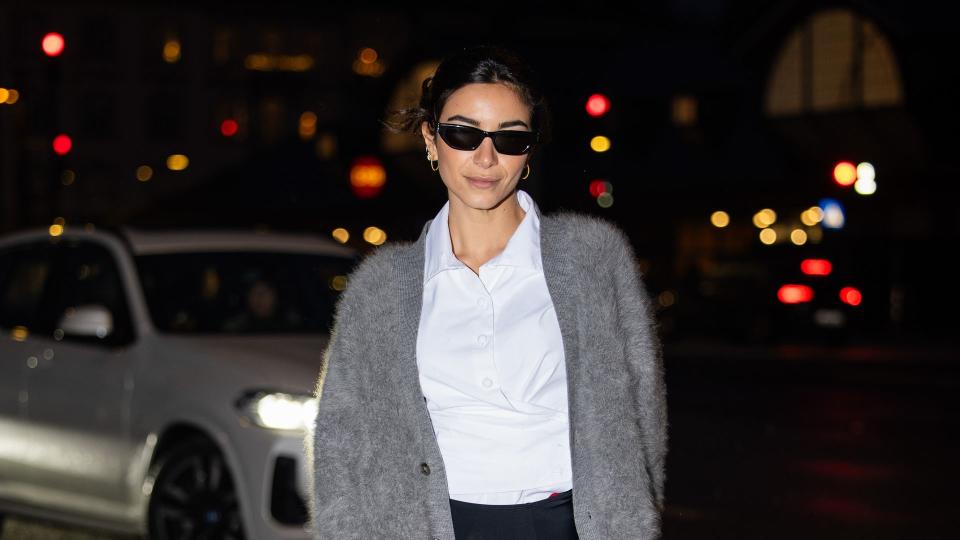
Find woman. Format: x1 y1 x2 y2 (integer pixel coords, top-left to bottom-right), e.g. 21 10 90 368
307 45 667 539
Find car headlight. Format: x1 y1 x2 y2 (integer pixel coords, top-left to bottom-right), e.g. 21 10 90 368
236 390 318 431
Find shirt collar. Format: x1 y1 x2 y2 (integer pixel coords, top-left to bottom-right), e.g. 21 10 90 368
423 189 543 284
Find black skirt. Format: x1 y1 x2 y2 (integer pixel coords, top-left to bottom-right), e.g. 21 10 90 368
448 490 579 540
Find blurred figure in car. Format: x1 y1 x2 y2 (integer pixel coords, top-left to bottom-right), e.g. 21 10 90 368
223 278 292 333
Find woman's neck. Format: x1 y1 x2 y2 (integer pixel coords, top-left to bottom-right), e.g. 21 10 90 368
447 190 526 274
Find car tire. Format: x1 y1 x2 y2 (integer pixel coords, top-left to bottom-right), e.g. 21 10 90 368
146 438 245 540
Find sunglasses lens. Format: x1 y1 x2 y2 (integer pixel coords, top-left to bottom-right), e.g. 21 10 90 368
439 125 484 151
492 131 535 155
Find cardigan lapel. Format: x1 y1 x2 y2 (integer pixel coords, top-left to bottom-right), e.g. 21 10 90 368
398 219 429 349
395 219 459 536
539 213 590 532
396 218 430 414
539 213 583 396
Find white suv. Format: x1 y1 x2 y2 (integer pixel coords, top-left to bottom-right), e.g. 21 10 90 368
0 225 357 539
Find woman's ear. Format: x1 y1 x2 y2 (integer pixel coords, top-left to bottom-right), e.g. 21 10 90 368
421 121 437 159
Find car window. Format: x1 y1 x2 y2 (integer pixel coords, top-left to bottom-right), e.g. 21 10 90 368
135 252 356 334
41 241 135 346
0 242 56 334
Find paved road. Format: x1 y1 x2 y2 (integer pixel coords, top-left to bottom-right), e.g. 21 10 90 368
0 518 125 539
661 342 960 539
4 342 958 539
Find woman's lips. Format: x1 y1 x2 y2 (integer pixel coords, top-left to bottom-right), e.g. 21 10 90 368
466 176 499 189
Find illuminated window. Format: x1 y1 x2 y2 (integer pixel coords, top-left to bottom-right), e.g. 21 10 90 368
765 8 903 116
259 97 285 144
141 21 186 75
672 95 698 126
213 28 233 64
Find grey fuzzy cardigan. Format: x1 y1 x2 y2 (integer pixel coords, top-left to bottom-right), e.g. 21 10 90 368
306 210 668 539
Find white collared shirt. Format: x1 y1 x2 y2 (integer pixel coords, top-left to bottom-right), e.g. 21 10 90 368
416 189 573 505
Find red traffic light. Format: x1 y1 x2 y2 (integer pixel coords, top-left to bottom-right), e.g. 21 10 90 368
801 259 832 276
589 179 610 198
52 134 72 156
778 284 813 304
220 119 239 137
840 287 862 306
585 94 610 117
42 32 65 57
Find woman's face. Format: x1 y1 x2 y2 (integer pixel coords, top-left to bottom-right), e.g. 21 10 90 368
422 82 532 213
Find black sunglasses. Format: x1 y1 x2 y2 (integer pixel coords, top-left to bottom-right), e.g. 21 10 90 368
436 123 539 155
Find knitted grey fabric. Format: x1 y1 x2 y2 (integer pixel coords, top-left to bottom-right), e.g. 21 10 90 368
306 209 667 539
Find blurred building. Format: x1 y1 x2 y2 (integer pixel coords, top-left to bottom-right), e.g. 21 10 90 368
0 1 442 234
1 0 956 344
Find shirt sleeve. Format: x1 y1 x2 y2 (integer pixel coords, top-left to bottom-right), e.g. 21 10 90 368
609 227 669 513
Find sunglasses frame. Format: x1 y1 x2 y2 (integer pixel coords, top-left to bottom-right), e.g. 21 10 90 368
436 122 539 156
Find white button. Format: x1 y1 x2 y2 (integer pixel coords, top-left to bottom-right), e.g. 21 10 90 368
482 378 493 388
477 334 488 347
477 297 488 308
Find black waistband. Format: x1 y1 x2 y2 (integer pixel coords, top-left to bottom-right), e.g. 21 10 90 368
449 489 573 511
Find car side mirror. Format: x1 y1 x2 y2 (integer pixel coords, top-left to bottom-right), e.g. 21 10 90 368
58 304 114 339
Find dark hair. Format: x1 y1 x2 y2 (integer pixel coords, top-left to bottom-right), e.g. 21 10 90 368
385 45 552 148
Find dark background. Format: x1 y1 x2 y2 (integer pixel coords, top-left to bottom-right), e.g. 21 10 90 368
2 1 959 538
3 0 958 349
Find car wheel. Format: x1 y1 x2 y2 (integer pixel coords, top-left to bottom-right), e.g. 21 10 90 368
147 438 245 540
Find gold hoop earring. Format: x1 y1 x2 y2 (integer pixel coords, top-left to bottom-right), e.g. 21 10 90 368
427 151 439 172
521 163 531 180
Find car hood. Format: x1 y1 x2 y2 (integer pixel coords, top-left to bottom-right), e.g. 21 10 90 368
154 334 330 395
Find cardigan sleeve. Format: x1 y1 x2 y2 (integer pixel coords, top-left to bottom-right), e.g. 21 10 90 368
304 242 396 538
305 286 364 538
608 227 669 513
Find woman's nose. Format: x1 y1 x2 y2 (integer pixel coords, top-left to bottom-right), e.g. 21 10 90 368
472 136 498 167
